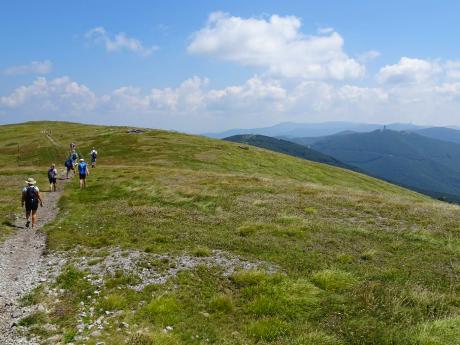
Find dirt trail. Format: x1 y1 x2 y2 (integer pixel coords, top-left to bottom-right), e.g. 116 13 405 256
0 180 66 344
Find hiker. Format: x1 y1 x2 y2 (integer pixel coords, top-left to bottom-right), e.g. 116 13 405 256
70 150 79 166
77 158 90 189
21 178 43 228
90 147 98 168
65 158 74 179
70 142 76 151
48 163 58 192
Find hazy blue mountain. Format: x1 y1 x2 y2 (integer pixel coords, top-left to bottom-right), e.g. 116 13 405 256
204 122 425 139
415 127 460 144
224 134 356 171
285 131 357 146
309 129 460 202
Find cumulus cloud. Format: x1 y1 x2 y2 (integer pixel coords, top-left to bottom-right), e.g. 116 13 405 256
377 57 441 84
3 60 52 75
85 27 158 56
445 61 460 79
2 70 460 132
0 76 97 112
188 12 365 80
107 76 287 114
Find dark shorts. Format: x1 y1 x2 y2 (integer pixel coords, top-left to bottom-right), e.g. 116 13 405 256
49 177 57 184
79 173 86 180
91 158 96 163
25 200 39 212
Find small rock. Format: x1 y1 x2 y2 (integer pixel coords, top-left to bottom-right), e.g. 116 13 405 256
90 330 101 337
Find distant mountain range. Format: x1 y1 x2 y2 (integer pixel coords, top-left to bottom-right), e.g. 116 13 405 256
224 134 357 171
414 127 460 144
288 126 460 146
204 121 426 139
219 123 460 202
304 129 460 202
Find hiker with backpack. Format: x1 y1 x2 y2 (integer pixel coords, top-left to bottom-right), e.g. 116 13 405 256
48 163 58 192
70 150 79 166
21 178 43 228
65 157 74 179
77 158 90 189
90 147 98 168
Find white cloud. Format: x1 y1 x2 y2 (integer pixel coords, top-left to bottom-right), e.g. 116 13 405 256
108 76 287 115
188 12 365 80
85 27 158 56
337 85 388 102
317 27 335 34
434 82 460 99
3 60 52 75
445 61 460 79
377 57 440 84
109 86 151 110
0 76 97 111
151 77 208 111
2 71 460 132
357 50 381 63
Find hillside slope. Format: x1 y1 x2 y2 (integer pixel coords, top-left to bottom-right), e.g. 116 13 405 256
1 122 460 345
309 129 460 202
224 134 356 171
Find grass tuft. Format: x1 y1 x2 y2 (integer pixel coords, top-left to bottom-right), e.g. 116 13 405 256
231 270 271 287
311 269 357 292
192 246 211 257
209 293 234 313
246 318 290 342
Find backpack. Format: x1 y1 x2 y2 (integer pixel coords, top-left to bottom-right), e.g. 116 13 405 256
48 168 56 179
25 186 37 203
91 151 97 159
78 162 87 174
72 153 78 160
65 159 72 168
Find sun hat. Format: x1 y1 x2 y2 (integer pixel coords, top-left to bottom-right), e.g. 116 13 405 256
80 158 85 162
25 177 36 185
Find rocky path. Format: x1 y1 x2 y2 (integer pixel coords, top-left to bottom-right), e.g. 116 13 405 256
0 181 66 344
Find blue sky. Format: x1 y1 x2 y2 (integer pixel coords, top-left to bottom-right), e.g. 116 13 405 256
1 0 460 133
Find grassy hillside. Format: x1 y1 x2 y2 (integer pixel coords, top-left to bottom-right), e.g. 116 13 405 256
223 134 356 171
308 129 460 203
1 122 460 345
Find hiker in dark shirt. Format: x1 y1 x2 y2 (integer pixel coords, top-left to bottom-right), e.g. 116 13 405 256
21 178 43 228
90 148 98 168
65 157 75 179
48 163 57 192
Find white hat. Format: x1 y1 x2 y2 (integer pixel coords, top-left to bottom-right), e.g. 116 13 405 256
25 177 36 185
80 158 85 162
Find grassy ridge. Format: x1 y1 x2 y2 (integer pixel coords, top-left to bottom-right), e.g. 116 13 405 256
2 121 460 344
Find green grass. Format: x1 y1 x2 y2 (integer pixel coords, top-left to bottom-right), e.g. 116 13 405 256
1 121 460 344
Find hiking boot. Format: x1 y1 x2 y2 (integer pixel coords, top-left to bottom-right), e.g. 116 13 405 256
25 220 30 228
